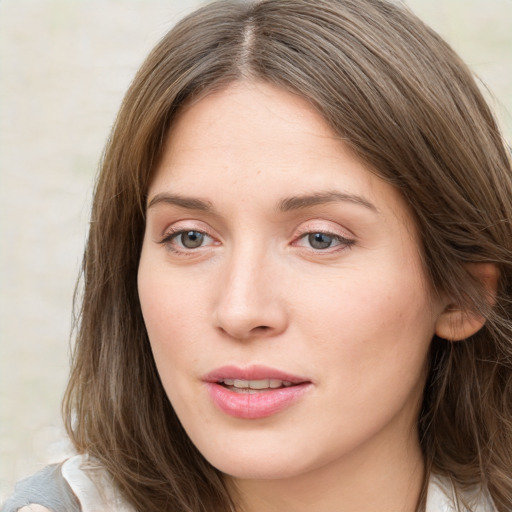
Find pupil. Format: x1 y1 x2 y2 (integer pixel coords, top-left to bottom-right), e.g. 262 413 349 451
309 233 332 249
181 231 204 248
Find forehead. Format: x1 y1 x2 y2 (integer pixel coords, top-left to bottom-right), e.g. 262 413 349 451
150 81 411 227
163 81 339 168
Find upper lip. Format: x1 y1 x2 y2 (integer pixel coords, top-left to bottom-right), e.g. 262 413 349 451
202 365 310 384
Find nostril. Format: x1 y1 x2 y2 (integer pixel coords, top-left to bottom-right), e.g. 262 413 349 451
214 294 288 339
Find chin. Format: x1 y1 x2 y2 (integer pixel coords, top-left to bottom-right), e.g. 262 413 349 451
215 459 306 481
192 434 324 481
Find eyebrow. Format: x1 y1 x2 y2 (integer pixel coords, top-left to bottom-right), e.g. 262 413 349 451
147 193 214 212
146 190 378 214
277 191 378 213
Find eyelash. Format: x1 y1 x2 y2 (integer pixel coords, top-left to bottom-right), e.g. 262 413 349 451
159 227 355 255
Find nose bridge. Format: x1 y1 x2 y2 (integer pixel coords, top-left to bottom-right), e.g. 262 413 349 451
214 239 287 340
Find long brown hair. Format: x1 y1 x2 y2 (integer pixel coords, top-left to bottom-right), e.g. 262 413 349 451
63 1 512 510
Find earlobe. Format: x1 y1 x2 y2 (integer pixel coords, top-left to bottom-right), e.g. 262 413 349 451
434 263 499 342
435 307 487 342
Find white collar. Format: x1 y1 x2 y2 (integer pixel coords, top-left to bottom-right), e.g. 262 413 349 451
62 455 496 512
426 474 496 512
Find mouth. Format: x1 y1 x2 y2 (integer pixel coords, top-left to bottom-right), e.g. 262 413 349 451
203 366 312 419
203 365 310 388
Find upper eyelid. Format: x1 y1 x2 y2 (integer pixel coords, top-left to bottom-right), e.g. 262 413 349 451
159 220 217 238
160 227 216 244
296 231 352 241
292 220 355 239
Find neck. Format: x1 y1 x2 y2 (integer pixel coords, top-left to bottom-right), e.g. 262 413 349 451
228 428 425 512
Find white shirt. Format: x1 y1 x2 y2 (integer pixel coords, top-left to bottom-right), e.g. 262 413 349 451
426 474 496 512
18 454 498 512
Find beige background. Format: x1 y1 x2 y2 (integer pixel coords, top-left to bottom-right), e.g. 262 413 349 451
0 0 511 501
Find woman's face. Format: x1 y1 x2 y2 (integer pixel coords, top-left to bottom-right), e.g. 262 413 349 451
138 81 446 481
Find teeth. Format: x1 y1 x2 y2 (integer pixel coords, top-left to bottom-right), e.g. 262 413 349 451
235 379 268 389
220 378 294 390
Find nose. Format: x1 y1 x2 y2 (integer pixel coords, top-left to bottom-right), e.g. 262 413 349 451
213 247 288 341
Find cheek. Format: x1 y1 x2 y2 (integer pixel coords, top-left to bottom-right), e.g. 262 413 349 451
298 262 435 388
138 256 196 367
138 276 203 424
138 264 216 429
138 240 206 332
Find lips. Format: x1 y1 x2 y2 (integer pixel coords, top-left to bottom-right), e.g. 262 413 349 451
203 365 312 419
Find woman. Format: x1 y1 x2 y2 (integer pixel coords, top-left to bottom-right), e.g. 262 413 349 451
4 0 512 511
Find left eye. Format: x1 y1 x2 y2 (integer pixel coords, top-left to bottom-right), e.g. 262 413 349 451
296 232 351 250
171 230 213 249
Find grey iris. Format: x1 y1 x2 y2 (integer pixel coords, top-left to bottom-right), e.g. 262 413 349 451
181 231 204 248
308 233 333 249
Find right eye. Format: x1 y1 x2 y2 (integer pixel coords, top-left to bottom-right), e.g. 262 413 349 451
164 230 215 250
176 230 209 249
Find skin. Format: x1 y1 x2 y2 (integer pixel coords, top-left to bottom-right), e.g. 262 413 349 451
137 81 451 512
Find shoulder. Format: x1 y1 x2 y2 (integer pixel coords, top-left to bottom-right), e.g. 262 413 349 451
2 455 135 512
2 462 79 512
426 474 497 512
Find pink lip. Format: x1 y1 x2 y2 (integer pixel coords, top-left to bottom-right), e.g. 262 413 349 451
203 365 309 383
203 365 312 420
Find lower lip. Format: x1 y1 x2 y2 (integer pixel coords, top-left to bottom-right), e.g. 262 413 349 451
206 383 311 419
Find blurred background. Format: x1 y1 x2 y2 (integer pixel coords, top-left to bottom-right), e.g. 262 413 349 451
0 0 511 501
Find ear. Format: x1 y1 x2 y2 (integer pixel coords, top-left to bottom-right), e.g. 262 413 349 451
434 263 499 341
